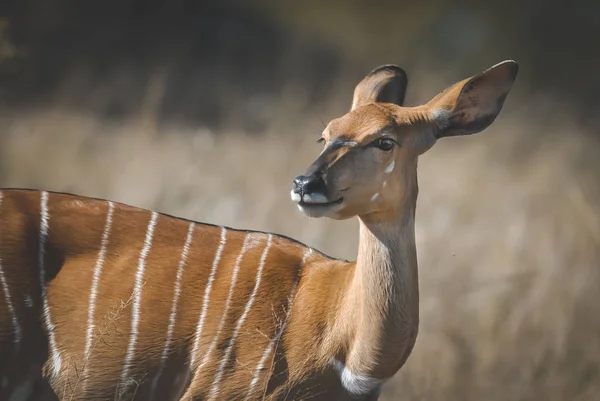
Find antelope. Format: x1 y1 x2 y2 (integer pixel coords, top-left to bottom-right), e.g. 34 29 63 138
0 60 518 401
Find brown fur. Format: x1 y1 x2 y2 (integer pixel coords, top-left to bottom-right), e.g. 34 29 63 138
0 60 517 400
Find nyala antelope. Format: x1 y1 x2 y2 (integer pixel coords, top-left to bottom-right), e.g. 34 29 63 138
0 60 517 400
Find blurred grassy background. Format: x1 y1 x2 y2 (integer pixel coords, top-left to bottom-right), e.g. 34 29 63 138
1 1 599 400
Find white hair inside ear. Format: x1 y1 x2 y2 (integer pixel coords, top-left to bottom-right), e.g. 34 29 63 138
430 108 452 130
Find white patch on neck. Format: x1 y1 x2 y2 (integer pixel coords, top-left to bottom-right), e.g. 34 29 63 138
331 359 384 396
383 180 387 187
371 193 379 202
385 161 395 174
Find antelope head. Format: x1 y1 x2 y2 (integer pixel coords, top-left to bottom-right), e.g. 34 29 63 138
291 61 518 221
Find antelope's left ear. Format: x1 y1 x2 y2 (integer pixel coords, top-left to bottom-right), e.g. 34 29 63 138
351 65 408 110
427 60 519 138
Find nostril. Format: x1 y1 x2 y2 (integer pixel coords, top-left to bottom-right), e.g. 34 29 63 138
293 176 305 191
293 174 325 195
302 175 324 194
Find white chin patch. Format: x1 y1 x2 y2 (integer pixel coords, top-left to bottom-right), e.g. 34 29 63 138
302 192 329 204
290 190 301 203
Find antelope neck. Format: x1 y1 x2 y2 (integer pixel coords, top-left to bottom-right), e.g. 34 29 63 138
343 175 420 378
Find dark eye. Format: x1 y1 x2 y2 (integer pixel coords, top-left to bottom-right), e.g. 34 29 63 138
316 137 325 144
374 138 395 151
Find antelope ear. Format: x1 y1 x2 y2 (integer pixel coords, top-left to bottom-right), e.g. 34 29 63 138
351 65 408 110
427 60 518 138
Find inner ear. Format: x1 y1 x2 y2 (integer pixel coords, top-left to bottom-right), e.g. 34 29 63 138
427 60 518 138
351 65 408 111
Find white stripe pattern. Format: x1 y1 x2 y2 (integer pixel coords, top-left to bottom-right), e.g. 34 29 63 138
189 226 227 370
39 191 62 377
149 222 195 397
0 193 22 347
244 247 312 400
198 233 255 369
0 259 19 346
119 211 159 392
207 234 273 401
84 201 115 360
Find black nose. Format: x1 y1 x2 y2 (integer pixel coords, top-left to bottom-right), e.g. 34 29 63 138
293 174 325 195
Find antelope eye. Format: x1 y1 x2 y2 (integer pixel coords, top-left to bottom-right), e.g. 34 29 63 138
316 137 325 144
374 138 395 151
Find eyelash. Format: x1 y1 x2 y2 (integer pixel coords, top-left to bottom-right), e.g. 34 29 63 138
316 137 397 150
371 138 396 151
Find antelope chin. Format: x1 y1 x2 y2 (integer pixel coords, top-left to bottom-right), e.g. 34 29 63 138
296 197 344 218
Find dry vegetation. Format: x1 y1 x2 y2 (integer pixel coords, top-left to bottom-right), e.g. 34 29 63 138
1 64 599 400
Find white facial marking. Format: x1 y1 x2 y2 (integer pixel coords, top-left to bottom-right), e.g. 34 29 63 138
331 359 385 396
326 140 357 147
198 233 254 370
302 192 329 204
208 234 273 401
119 211 159 393
383 180 387 187
84 201 115 362
371 193 379 202
25 295 33 308
189 226 227 369
385 161 395 174
39 191 61 377
0 193 22 347
245 248 312 400
290 189 301 203
150 221 195 397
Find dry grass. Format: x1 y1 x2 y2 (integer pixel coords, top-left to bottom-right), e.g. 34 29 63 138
1 71 599 401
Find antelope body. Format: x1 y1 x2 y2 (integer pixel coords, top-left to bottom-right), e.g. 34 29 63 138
0 60 517 400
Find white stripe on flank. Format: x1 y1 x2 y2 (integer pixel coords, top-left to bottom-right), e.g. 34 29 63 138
198 233 255 369
207 234 273 401
39 191 62 377
119 211 159 391
0 260 20 345
84 201 115 360
189 226 227 370
149 222 195 397
0 193 22 347
245 248 312 400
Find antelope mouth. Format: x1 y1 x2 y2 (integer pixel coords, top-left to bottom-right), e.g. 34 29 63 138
298 197 343 208
294 195 344 217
